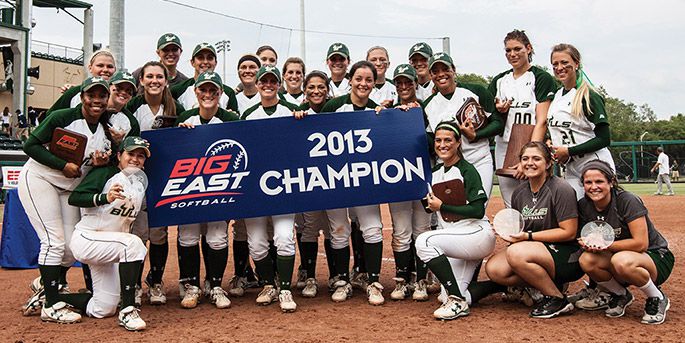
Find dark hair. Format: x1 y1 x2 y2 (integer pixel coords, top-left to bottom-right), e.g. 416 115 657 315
256 45 278 60
519 141 554 175
349 61 377 83
581 159 623 191
304 70 330 89
283 57 306 75
504 29 534 63
434 122 462 158
140 61 177 117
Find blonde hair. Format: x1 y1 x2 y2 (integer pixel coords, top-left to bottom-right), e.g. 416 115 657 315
89 49 116 69
551 43 595 119
366 46 389 61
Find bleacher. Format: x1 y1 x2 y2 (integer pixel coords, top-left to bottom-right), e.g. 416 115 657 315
0 133 24 151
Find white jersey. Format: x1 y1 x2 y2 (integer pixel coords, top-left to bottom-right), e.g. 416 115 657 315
658 152 670 175
548 88 605 150
76 168 145 233
416 80 434 101
108 111 133 137
132 103 167 132
177 85 231 110
328 78 350 98
70 92 82 108
236 92 261 114
241 100 295 121
423 86 493 164
280 92 305 107
369 79 397 106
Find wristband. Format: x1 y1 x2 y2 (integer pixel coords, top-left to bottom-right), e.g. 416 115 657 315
527 230 533 241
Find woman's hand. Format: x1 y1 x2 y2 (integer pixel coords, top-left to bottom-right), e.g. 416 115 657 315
577 237 608 253
62 162 82 178
374 106 384 115
108 127 126 144
510 162 527 180
293 110 307 120
380 99 394 108
551 145 570 164
507 231 529 243
106 183 126 203
495 97 511 114
426 192 442 212
59 83 74 94
91 150 111 167
178 122 195 129
458 119 477 142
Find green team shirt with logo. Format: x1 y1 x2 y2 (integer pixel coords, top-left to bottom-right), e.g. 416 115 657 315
125 95 185 131
488 65 557 142
511 176 578 235
578 190 668 251
175 107 240 126
170 78 239 114
70 165 145 233
279 91 305 107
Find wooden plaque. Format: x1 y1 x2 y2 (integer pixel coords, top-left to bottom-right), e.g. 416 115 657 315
432 179 466 222
495 124 535 178
456 97 487 130
49 128 88 165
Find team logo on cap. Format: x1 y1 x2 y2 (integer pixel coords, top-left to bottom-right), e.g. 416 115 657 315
332 44 343 51
413 44 425 51
92 76 105 83
156 139 250 209
199 43 210 49
203 72 217 80
397 65 409 73
264 66 275 72
165 34 177 42
132 137 148 146
434 53 445 59
123 74 134 81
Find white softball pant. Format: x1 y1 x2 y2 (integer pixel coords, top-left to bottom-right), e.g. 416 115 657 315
326 205 382 250
18 168 79 266
389 201 431 252
178 221 229 249
245 214 296 260
494 141 525 208
466 153 494 199
70 229 147 318
297 211 331 243
416 219 495 304
130 209 168 245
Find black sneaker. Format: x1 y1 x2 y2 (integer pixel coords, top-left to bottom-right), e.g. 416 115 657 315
641 292 670 325
530 295 574 319
605 290 634 318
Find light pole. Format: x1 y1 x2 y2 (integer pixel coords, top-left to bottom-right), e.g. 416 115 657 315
215 40 231 82
640 131 648 156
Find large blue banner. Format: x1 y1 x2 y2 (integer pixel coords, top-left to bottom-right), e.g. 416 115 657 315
141 108 431 227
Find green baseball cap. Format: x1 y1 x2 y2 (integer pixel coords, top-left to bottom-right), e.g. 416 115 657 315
81 76 110 93
119 136 151 157
192 43 217 58
109 71 136 89
428 52 455 70
393 64 417 82
327 43 350 60
157 33 182 50
194 71 223 89
408 42 433 59
256 65 281 83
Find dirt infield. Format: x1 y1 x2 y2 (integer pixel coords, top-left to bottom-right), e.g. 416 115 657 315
2 195 682 342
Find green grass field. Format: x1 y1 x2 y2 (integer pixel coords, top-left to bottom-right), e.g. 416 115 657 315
491 181 684 197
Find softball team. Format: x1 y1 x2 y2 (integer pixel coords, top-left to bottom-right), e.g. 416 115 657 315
19 31 675 331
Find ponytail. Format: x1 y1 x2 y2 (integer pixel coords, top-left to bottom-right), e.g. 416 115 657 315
551 43 598 119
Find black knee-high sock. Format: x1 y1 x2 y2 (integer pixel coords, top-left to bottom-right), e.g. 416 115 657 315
201 235 211 282
268 240 278 275
427 255 462 298
57 293 92 313
351 222 365 272
206 246 228 288
296 233 304 272
59 266 69 286
364 242 383 283
408 240 417 274
277 255 296 290
301 241 318 278
468 280 506 304
233 240 249 277
333 246 350 282
254 257 275 286
82 264 93 292
393 249 413 281
119 261 142 308
324 239 336 280
178 244 201 287
40 265 62 307
147 242 168 285
415 249 428 282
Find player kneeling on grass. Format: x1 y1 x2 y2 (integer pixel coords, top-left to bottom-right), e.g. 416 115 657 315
66 136 152 331
577 160 674 325
175 71 239 309
415 122 495 320
480 141 583 319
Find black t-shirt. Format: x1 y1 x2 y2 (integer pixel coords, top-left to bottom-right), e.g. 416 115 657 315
578 190 669 251
511 176 578 236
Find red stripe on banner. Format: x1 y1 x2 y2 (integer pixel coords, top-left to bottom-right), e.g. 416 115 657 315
155 192 242 207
